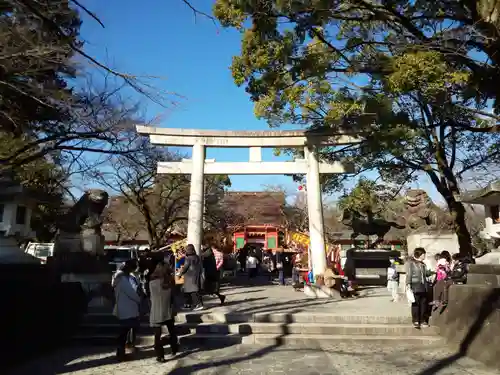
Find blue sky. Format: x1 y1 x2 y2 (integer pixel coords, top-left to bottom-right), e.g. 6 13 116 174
78 0 443 203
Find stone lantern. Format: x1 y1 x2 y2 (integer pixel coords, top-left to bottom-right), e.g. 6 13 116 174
0 177 39 263
461 180 500 264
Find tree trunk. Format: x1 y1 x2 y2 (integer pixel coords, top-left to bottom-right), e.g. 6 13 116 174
426 167 474 257
142 211 157 249
445 196 473 258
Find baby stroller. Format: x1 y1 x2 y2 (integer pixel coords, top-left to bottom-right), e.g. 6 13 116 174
339 276 350 298
329 262 356 298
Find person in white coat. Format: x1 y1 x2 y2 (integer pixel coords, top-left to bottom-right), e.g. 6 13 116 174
112 261 141 361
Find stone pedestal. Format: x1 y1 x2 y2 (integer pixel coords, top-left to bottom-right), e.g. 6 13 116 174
52 250 109 273
81 231 105 256
53 232 81 254
51 249 112 311
61 272 113 311
54 231 105 256
407 232 459 269
304 284 339 299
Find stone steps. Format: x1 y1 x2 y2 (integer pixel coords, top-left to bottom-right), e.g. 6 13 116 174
73 332 442 347
75 311 443 346
83 311 414 325
79 321 438 336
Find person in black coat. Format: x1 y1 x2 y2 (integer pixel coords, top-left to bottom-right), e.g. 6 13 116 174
201 247 226 305
237 246 248 272
275 249 285 285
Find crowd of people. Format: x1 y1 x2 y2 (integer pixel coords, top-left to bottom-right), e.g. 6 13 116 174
111 243 226 363
111 240 474 363
235 245 358 298
388 248 473 329
236 245 306 287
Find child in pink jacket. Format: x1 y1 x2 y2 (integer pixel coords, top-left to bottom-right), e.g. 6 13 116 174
432 253 451 308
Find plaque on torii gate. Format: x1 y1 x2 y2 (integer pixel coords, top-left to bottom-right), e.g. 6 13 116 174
136 126 359 277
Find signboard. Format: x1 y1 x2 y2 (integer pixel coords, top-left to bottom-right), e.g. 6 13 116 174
289 232 310 247
158 239 186 254
288 232 333 254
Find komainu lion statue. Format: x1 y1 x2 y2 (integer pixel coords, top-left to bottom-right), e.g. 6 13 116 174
55 189 109 256
57 189 109 234
404 189 452 230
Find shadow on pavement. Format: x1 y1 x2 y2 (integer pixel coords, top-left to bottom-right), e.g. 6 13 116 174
416 288 500 374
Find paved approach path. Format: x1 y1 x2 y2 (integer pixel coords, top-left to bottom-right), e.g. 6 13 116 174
7 342 500 375
193 282 411 317
7 283 500 375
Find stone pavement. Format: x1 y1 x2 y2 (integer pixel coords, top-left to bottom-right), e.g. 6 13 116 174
171 342 500 375
193 281 411 317
6 282 500 375
7 342 500 375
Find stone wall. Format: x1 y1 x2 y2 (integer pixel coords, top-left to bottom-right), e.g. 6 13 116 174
0 264 87 370
431 284 500 368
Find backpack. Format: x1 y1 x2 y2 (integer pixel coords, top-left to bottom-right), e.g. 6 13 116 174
388 265 399 281
450 262 467 283
392 269 399 281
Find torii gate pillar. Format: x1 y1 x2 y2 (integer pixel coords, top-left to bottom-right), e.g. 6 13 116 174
186 142 205 255
305 145 327 276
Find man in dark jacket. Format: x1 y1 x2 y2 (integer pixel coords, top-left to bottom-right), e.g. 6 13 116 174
201 246 226 305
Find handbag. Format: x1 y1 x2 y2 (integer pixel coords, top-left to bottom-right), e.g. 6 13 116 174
276 262 283 270
406 287 415 304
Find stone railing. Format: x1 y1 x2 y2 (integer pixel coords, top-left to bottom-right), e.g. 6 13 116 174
466 264 500 286
431 265 500 368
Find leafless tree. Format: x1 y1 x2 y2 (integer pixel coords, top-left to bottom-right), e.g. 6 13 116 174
3 73 144 168
205 197 261 234
94 137 232 247
102 197 143 244
8 0 180 106
262 184 308 232
92 138 190 247
0 1 182 181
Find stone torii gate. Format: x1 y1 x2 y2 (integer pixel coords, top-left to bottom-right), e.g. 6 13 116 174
136 126 357 277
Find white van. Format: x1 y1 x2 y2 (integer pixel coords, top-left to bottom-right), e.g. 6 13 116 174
105 245 139 272
25 242 54 264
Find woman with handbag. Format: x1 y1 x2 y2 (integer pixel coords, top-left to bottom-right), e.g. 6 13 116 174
405 247 430 329
178 244 203 311
126 259 146 352
149 260 179 363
